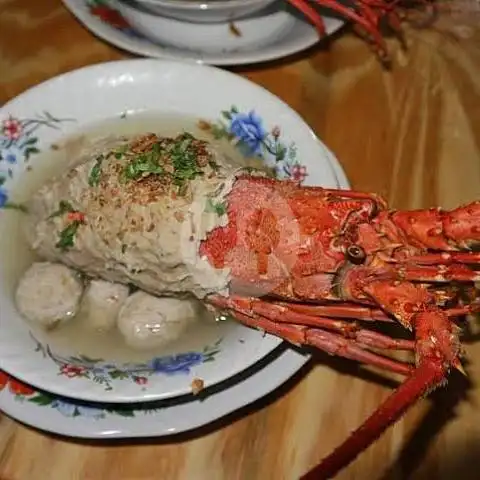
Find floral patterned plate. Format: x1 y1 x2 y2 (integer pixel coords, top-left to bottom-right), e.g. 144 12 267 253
62 0 345 66
0 58 348 404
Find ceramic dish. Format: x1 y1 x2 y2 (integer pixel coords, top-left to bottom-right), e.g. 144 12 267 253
62 0 345 66
0 58 343 405
116 0 295 52
0 148 350 439
136 0 279 23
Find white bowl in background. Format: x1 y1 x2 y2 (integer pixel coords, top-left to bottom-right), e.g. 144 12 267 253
116 0 295 52
135 0 280 23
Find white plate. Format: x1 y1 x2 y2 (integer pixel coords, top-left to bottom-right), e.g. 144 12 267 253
0 154 350 439
0 58 345 404
62 0 345 66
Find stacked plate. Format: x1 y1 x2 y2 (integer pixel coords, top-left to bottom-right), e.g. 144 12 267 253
0 59 349 439
62 0 345 66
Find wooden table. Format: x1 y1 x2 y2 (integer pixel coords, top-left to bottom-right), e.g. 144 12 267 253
1 1 480 479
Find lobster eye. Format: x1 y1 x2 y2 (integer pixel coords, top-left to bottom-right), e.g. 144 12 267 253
346 245 366 265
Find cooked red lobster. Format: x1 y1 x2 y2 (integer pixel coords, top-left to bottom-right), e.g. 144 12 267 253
286 0 435 60
26 126 478 479
200 175 480 479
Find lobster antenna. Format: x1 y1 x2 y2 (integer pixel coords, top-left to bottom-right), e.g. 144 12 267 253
300 361 447 479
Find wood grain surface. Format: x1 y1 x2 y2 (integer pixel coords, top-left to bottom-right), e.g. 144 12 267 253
1 1 480 479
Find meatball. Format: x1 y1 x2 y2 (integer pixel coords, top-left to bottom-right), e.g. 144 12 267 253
15 262 83 329
80 280 130 332
117 292 197 350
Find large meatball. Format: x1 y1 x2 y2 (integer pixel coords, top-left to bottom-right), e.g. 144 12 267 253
15 262 84 329
117 292 197 350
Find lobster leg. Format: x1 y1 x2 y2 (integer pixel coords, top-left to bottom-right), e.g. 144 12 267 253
362 281 462 363
286 302 480 320
407 252 480 265
210 294 415 349
288 0 398 59
284 303 394 322
287 0 327 36
446 304 480 317
393 264 480 283
288 0 383 42
231 310 413 376
303 186 387 209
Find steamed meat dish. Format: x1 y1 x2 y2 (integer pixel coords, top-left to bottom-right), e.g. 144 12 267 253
13 128 249 355
80 279 130 332
15 262 83 329
25 132 237 300
117 292 197 350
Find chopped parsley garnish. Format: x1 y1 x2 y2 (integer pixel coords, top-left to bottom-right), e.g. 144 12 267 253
120 133 208 194
122 152 164 181
205 198 227 216
56 221 81 251
48 200 74 219
88 155 104 187
1 202 28 213
49 200 85 251
170 134 204 188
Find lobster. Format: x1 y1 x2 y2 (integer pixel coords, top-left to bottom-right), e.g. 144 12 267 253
199 175 480 479
26 131 479 478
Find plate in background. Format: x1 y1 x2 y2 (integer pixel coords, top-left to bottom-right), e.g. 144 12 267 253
62 0 345 66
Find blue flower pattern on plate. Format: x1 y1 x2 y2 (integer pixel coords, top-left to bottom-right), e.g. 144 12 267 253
1 145 22 164
204 106 308 184
149 353 205 375
229 111 266 155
